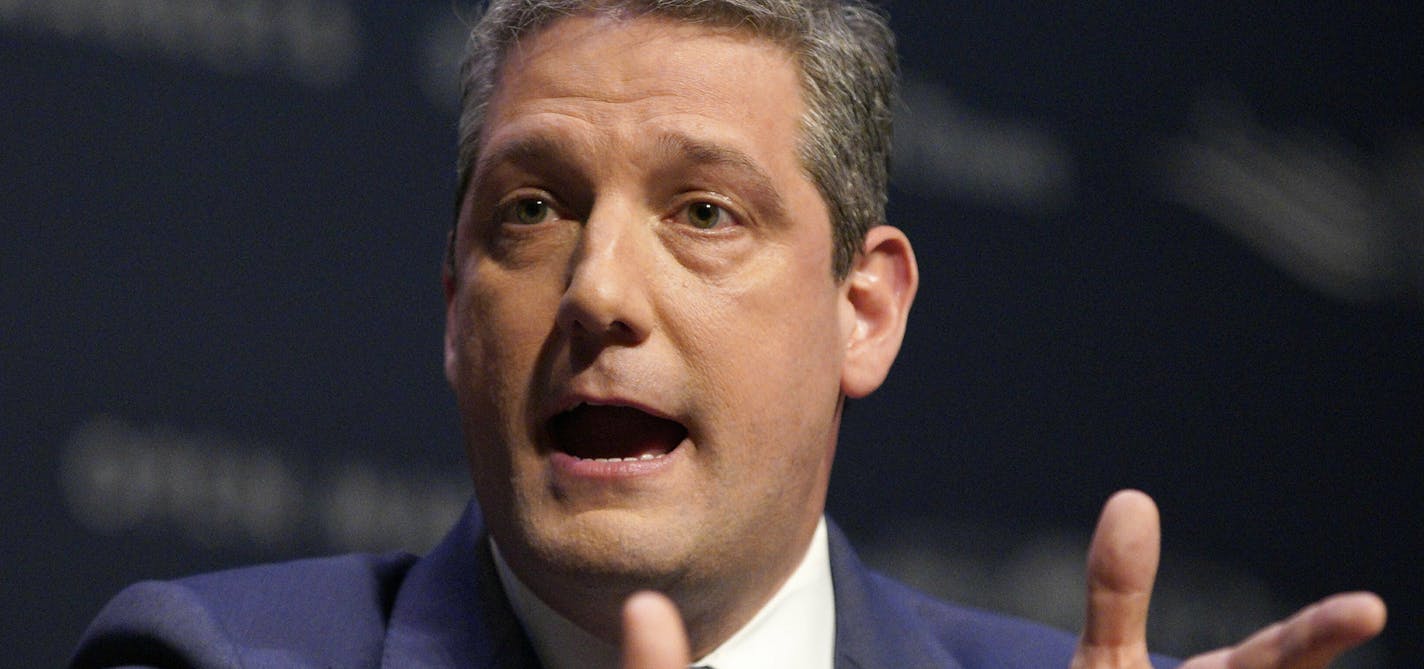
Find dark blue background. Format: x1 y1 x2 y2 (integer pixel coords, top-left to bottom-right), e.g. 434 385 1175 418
4 2 1420 666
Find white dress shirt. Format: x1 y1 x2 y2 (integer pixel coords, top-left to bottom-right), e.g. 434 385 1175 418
491 518 836 669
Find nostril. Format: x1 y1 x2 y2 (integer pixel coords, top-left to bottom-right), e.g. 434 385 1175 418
557 304 603 339
567 316 640 346
556 289 647 344
608 318 637 340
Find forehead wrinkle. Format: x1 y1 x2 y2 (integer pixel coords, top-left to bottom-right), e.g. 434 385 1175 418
472 128 605 191
474 134 558 187
652 132 789 223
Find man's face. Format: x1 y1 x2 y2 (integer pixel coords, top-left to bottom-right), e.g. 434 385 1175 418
445 14 853 603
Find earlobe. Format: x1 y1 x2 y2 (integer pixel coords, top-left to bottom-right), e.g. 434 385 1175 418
443 283 459 388
841 226 918 398
442 231 460 388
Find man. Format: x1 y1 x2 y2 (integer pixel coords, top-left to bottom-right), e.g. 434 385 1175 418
72 1 1386 668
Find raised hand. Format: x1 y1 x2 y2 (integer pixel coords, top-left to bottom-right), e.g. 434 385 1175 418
621 590 692 669
1071 489 1161 669
618 490 1386 669
1072 490 1388 669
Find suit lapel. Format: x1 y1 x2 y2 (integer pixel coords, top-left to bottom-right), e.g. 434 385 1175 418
382 500 542 669
827 520 965 669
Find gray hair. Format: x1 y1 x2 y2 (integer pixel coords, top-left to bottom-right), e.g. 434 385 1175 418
452 0 897 278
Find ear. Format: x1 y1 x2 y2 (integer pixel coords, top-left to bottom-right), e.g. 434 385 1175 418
840 225 918 398
442 229 460 388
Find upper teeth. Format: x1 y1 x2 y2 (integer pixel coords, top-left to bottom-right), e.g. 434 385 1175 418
586 453 664 463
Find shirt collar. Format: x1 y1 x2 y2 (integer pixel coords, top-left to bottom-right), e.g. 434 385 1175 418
491 518 836 669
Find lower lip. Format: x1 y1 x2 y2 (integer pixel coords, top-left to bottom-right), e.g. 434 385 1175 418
548 441 685 481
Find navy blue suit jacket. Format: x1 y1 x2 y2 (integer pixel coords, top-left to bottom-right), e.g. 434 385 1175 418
72 502 1179 668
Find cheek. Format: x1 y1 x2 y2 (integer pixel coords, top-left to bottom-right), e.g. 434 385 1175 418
690 280 843 518
453 267 566 513
452 266 560 431
682 261 845 432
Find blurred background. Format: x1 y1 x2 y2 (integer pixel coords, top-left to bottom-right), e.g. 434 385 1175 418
3 1 1420 666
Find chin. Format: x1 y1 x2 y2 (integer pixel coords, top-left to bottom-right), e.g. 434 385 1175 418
521 507 700 583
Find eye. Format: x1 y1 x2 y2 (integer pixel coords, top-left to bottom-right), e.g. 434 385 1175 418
684 201 730 230
502 197 554 226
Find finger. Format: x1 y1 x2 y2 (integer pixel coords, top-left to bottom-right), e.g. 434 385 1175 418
621 590 692 669
1182 591 1387 669
1072 489 1161 668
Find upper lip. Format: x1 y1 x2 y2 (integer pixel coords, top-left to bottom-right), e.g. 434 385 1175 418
543 390 680 425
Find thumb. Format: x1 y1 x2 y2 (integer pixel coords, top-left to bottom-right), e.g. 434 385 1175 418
621 591 692 669
1071 489 1161 668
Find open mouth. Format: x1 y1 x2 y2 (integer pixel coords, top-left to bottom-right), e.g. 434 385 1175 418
548 404 688 462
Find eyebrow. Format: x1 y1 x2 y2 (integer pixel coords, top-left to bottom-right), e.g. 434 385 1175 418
471 135 580 187
652 132 789 223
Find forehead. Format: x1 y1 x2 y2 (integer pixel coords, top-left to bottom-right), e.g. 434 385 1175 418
496 11 799 99
480 13 808 168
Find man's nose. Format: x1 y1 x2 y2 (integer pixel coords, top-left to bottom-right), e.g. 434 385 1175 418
554 204 654 348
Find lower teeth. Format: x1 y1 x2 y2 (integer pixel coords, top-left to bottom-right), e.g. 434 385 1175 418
587 453 663 463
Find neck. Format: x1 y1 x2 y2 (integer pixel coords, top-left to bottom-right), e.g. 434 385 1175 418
495 518 821 658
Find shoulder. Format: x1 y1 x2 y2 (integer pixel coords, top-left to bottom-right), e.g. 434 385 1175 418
71 552 418 669
826 520 1179 669
859 570 1181 669
865 570 1080 666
